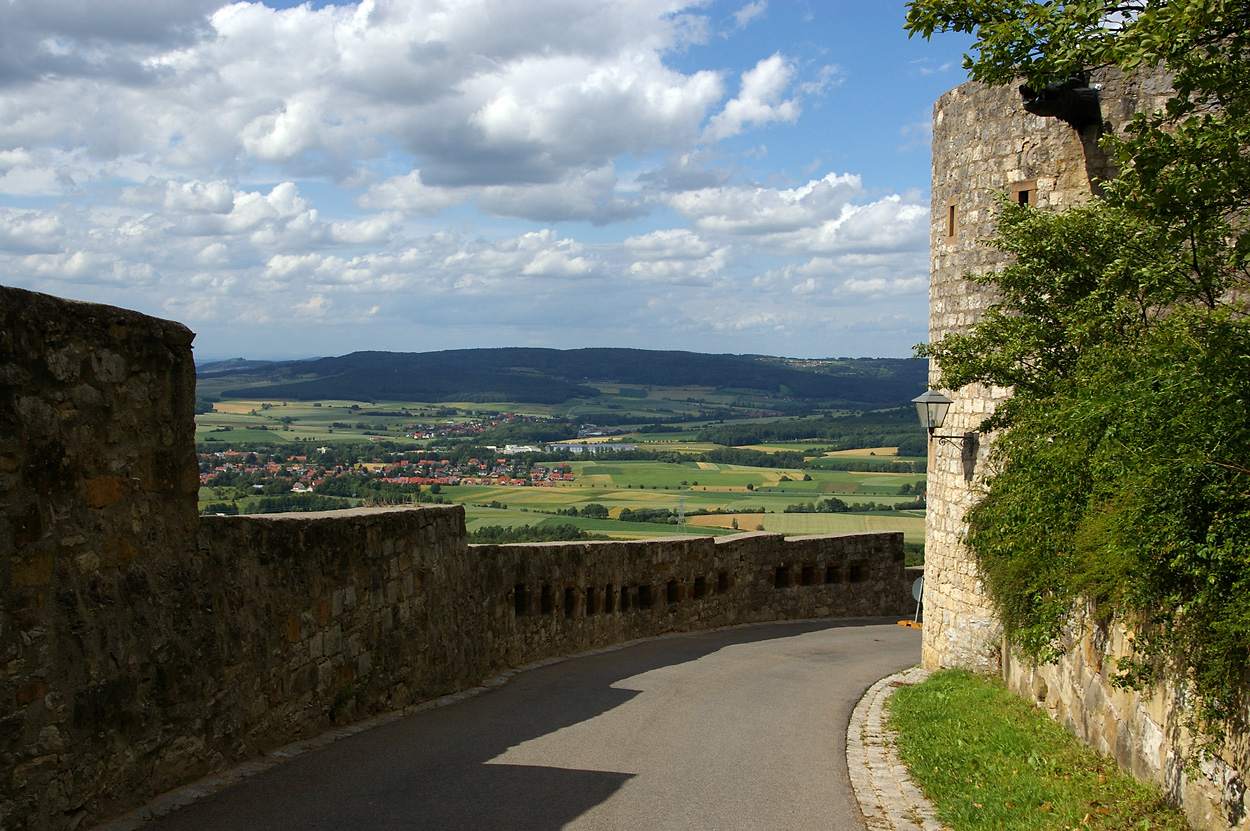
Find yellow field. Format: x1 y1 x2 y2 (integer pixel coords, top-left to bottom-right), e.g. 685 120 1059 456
211 401 264 414
824 447 898 457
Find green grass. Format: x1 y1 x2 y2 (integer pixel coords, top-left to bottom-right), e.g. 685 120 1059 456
888 670 1188 831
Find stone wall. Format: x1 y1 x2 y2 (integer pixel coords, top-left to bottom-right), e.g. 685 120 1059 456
1 286 202 829
0 285 912 831
924 67 1250 830
923 67 1174 672
1004 616 1250 831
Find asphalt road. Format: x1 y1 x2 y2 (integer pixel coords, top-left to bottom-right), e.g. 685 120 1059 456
144 618 920 831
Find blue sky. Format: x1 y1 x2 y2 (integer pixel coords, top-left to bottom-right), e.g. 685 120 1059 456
0 0 973 360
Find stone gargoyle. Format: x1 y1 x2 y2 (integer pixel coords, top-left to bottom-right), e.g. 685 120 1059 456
1019 74 1102 130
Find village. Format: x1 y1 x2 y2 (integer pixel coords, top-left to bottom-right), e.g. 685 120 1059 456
199 446 580 498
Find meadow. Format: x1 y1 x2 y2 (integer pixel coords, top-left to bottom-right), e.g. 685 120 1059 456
452 460 925 545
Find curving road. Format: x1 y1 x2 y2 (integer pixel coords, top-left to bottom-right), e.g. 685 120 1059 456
142 618 919 831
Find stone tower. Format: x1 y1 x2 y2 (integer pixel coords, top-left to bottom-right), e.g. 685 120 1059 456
922 67 1174 671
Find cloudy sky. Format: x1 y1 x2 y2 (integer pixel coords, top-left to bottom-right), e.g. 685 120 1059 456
0 0 972 361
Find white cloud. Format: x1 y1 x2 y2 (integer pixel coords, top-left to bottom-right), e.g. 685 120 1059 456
162 179 234 214
0 1 957 359
798 64 844 97
732 1 768 30
0 0 729 190
623 228 714 260
703 53 799 141
293 293 333 318
843 275 928 295
669 172 865 235
0 208 65 254
359 171 472 216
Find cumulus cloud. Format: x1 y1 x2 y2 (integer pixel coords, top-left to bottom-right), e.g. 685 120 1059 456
0 0 222 86
359 171 472 216
623 228 714 261
0 208 65 254
1 0 730 187
842 275 928 295
0 0 949 359
669 172 865 234
162 179 235 214
703 53 800 141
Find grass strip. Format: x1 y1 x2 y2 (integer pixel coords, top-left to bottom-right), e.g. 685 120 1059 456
886 669 1188 831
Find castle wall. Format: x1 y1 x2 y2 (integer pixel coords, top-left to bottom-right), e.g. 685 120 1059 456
923 67 1174 672
0 286 912 831
925 68 1250 830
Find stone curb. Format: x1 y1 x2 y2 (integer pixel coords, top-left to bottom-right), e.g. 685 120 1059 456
848 666 951 831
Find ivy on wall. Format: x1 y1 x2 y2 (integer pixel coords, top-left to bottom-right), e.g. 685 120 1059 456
909 0 1250 743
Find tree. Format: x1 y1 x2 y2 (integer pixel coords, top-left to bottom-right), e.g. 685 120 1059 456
908 0 1250 740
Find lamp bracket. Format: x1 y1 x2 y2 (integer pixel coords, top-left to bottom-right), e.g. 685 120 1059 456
932 433 977 450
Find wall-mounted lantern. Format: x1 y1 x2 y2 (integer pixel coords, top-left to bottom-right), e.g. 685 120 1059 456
912 389 976 449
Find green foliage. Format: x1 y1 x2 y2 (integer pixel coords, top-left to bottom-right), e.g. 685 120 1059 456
617 507 678 524
701 446 808 469
466 523 609 544
696 406 929 455
246 494 355 514
910 0 1250 740
784 497 851 514
889 670 1189 831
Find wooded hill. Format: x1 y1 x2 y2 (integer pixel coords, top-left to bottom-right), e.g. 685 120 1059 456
201 348 926 407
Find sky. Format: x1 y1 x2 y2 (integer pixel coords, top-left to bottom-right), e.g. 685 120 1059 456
0 0 974 361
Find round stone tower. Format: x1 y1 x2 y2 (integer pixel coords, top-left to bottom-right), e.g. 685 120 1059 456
922 67 1174 672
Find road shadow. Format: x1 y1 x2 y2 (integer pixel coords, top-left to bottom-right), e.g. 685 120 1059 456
143 617 911 831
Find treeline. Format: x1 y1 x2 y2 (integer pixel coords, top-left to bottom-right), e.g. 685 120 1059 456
701 447 807 468
467 524 610 543
617 506 765 524
472 423 579 445
695 407 928 456
552 503 610 518
201 494 352 515
808 458 926 473
314 474 439 502
784 497 926 513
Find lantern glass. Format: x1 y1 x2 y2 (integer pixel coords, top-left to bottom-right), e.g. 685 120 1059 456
911 389 953 434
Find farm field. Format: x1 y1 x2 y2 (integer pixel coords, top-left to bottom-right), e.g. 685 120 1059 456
194 388 928 553
197 399 437 445
446 460 925 544
686 511 925 545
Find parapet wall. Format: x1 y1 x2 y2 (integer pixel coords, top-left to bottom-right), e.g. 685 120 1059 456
0 285 911 831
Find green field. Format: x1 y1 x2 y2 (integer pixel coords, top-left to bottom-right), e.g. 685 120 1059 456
197 399 433 444
196 391 927 548
446 460 924 543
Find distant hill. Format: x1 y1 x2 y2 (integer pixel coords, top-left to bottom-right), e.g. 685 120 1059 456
204 348 926 406
197 358 280 374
